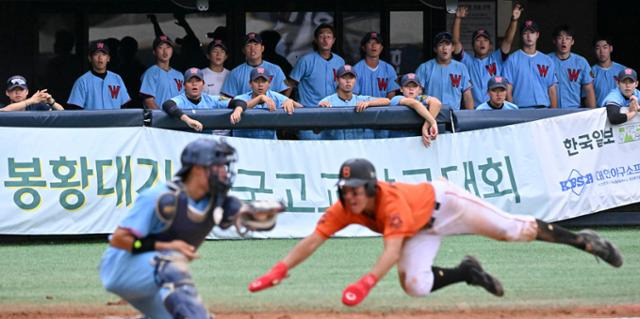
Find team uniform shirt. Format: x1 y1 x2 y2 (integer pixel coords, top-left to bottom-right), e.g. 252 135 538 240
602 88 640 107
318 93 377 140
221 61 288 97
415 59 472 110
68 71 131 109
140 65 184 105
592 62 627 107
201 67 230 95
456 50 506 107
353 60 400 97
315 181 436 239
0 102 53 111
233 90 289 139
290 51 345 106
502 50 557 108
476 101 519 110
170 93 229 110
548 53 593 108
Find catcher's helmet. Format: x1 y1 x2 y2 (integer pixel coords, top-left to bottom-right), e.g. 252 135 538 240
337 158 377 196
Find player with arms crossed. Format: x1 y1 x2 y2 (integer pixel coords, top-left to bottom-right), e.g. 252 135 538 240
249 158 623 306
100 138 283 319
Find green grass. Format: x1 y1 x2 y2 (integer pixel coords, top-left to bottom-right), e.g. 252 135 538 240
0 228 638 313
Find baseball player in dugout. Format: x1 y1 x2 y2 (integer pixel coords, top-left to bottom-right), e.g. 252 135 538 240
140 35 185 109
548 25 596 108
592 36 628 107
100 138 284 319
1 75 64 111
415 32 474 110
502 19 558 108
452 3 522 107
249 158 623 306
221 32 290 98
388 73 441 142
475 76 519 110
290 23 345 140
161 68 247 132
67 40 131 110
602 68 639 125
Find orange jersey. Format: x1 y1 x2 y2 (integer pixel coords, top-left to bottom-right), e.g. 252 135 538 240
315 181 436 239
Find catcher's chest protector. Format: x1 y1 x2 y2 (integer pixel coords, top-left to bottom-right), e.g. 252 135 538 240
154 181 217 248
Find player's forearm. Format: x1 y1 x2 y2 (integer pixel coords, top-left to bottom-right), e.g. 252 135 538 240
463 90 475 110
282 233 325 269
501 20 518 54
548 86 558 108
245 96 262 108
452 17 463 54
401 98 435 125
143 97 159 109
369 237 403 280
584 85 596 108
369 98 391 107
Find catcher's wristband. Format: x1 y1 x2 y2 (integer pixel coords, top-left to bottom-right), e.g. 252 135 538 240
131 236 156 254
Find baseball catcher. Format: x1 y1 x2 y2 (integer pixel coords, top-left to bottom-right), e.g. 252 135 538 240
249 158 623 307
99 138 283 319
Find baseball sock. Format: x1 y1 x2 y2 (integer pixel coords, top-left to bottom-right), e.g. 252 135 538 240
535 219 586 250
430 266 466 292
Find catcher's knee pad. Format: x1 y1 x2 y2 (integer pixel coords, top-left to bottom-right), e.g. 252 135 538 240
154 253 192 286
163 284 209 319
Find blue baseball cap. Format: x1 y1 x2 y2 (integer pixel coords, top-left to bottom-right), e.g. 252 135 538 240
89 40 110 55
250 67 271 81
433 32 453 47
184 67 204 81
6 75 28 91
472 28 491 42
487 76 508 90
618 68 638 82
244 32 262 45
153 34 175 49
522 20 540 33
337 64 357 78
400 73 421 86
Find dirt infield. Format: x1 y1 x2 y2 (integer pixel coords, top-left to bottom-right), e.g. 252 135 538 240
1 304 639 319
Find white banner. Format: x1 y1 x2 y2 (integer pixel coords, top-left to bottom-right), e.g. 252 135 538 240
0 109 638 237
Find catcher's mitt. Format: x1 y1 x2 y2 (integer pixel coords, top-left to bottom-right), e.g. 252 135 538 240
234 200 286 237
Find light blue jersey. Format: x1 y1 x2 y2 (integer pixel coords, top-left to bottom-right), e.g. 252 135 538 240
592 62 627 107
548 53 592 108
68 71 131 109
458 50 505 106
140 65 184 105
318 93 376 140
502 50 557 108
291 51 345 140
233 90 289 139
476 101 519 110
222 61 288 97
602 88 640 107
353 60 400 97
290 51 345 106
353 59 400 138
170 93 229 109
415 59 472 110
99 183 211 319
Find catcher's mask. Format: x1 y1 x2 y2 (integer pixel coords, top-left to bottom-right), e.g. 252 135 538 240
176 138 238 198
337 158 378 205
